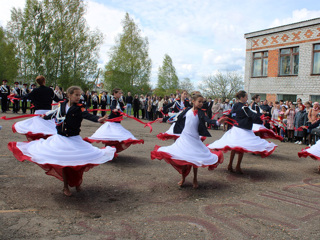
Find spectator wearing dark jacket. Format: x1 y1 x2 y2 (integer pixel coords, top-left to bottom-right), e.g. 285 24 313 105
133 94 140 118
294 104 308 144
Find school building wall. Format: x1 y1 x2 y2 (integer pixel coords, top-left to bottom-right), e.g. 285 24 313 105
244 18 320 103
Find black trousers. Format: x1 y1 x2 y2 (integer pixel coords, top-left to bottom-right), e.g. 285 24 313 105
141 109 145 119
92 103 98 115
1 95 8 112
13 100 20 113
21 99 28 113
133 109 139 118
101 104 106 117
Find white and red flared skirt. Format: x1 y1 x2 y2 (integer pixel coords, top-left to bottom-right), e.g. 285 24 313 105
151 131 223 177
207 126 277 157
8 134 116 187
252 123 283 141
12 110 57 140
84 122 144 152
298 140 320 161
157 123 206 142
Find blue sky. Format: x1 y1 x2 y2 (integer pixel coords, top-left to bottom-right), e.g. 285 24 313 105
1 0 320 88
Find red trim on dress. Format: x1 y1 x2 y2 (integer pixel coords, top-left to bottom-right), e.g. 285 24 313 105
156 133 179 141
207 144 277 158
151 145 224 177
254 128 283 141
156 133 206 142
24 133 52 141
200 136 207 142
83 138 144 153
12 122 17 133
12 122 52 141
8 142 113 187
298 148 320 161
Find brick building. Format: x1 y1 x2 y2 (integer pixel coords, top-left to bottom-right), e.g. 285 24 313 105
244 18 320 103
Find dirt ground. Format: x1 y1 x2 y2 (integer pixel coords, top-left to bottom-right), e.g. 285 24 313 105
0 111 320 240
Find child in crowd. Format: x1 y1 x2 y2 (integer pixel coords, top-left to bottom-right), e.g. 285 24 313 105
285 103 296 142
271 101 281 135
279 106 287 141
91 92 99 115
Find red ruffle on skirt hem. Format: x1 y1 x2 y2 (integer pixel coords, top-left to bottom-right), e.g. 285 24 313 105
12 122 17 133
157 133 179 141
254 128 283 141
151 145 224 177
298 148 320 161
200 136 207 142
12 123 52 141
156 133 207 142
207 145 277 158
8 142 102 187
84 138 144 153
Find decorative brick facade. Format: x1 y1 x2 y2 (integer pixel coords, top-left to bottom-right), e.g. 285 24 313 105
244 18 320 103
268 49 279 78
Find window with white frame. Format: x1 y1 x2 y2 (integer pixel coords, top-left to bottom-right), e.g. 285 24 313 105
312 44 320 74
252 51 268 77
279 47 299 75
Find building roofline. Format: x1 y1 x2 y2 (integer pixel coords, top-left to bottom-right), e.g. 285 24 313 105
244 17 320 39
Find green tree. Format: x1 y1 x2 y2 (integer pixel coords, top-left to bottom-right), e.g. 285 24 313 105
0 26 19 82
157 54 179 95
7 0 47 84
7 0 103 89
179 77 194 94
104 13 152 94
198 71 244 99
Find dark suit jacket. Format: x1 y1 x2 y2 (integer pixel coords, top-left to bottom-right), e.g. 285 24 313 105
44 100 99 137
231 102 262 130
27 85 61 110
109 98 125 120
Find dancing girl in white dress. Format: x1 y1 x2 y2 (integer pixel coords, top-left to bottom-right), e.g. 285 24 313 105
8 86 116 196
151 93 224 188
208 91 277 174
84 88 143 153
250 94 283 141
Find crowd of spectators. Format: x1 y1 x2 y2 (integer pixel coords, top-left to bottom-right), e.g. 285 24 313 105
4 83 319 148
252 97 320 146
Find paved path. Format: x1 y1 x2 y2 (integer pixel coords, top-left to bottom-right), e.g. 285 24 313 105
0 112 319 239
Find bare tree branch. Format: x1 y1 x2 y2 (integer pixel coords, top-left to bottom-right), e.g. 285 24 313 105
198 71 243 99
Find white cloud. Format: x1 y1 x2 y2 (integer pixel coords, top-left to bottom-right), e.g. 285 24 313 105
270 9 320 28
0 0 25 27
2 1 320 90
85 1 125 69
202 48 245 72
181 64 193 72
